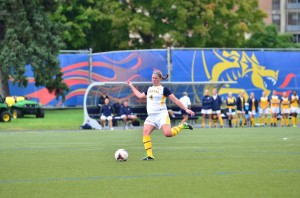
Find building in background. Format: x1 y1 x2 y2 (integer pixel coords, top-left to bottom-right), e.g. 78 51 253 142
259 0 300 42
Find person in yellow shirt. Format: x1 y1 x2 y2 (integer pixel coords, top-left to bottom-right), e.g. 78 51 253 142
270 90 280 127
259 92 270 126
280 92 290 127
289 90 299 127
226 92 236 128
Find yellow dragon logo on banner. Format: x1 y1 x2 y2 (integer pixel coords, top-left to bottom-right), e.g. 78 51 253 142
192 50 279 102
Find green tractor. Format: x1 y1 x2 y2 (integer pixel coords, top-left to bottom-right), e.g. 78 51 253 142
6 96 45 118
0 95 12 122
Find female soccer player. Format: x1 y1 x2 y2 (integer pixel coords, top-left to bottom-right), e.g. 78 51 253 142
289 90 299 127
236 91 246 127
201 89 213 128
270 90 280 127
248 92 258 127
280 92 290 127
212 88 224 128
127 70 195 160
259 91 270 126
226 92 236 127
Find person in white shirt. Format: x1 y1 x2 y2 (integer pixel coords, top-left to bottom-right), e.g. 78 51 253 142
179 92 192 123
127 70 195 160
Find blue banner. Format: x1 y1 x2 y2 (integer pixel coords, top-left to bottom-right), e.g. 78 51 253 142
172 49 300 102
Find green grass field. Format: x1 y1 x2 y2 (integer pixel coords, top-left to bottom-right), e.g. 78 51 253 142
0 109 300 197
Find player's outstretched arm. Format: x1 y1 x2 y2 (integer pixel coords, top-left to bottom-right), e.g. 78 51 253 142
126 81 146 99
168 94 195 116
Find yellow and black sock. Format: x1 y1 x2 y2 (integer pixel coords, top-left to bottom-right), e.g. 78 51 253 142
285 117 289 126
281 117 284 126
273 117 277 125
259 118 262 125
143 135 153 157
242 118 245 127
219 116 224 126
171 124 184 136
292 117 296 125
251 117 254 127
264 117 268 125
233 119 236 126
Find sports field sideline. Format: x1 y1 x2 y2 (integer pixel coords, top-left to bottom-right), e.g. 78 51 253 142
0 109 299 197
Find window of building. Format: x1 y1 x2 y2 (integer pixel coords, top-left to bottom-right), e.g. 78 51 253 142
287 12 300 25
288 0 300 3
272 0 280 10
272 14 281 30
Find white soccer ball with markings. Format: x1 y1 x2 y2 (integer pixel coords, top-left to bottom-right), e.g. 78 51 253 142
114 149 128 162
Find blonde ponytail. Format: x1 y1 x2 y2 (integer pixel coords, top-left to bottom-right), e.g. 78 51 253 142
153 70 169 80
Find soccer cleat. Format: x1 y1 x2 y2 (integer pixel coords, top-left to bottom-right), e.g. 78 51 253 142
182 122 193 130
141 156 155 161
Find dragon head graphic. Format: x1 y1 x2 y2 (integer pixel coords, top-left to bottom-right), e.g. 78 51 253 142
209 50 279 97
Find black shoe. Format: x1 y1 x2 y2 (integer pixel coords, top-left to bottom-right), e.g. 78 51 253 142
274 123 277 127
141 156 155 161
182 122 193 130
271 123 273 127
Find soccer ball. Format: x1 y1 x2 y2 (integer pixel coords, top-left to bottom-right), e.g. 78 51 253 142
114 149 128 162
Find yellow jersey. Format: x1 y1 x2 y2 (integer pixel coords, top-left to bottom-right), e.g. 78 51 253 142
271 95 280 108
251 98 256 111
290 95 299 107
259 97 269 109
281 97 289 109
226 97 236 109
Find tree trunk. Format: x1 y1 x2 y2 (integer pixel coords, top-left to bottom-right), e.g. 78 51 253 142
0 67 10 97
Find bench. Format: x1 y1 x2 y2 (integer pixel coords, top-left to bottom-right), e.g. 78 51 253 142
87 105 201 127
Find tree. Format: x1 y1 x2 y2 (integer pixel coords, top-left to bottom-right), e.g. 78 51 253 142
0 0 68 99
245 25 300 48
52 0 268 52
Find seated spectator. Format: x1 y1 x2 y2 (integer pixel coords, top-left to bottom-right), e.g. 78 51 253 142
120 100 137 129
100 98 114 130
113 97 122 116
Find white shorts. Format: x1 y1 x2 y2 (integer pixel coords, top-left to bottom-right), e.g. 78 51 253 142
249 110 256 115
290 107 299 113
100 115 112 121
237 110 245 114
271 107 280 114
121 114 137 119
212 110 221 114
145 112 170 129
281 109 290 114
259 108 269 115
201 109 212 114
226 108 235 115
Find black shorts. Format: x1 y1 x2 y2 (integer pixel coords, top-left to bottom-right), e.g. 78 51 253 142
181 109 188 116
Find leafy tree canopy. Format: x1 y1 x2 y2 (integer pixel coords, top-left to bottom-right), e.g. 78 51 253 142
53 0 283 52
245 25 300 48
0 0 68 98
